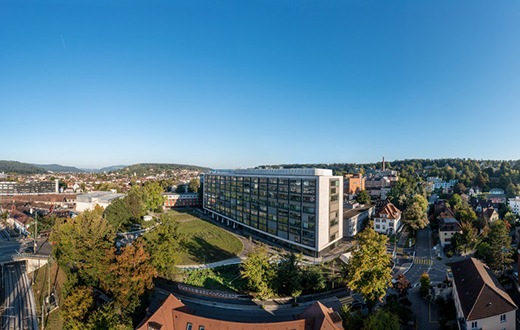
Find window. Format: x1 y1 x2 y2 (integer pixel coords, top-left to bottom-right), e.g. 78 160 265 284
471 321 477 330
500 314 506 323
186 323 193 330
199 327 205 330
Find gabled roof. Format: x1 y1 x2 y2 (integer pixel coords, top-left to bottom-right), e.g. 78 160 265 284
375 200 401 220
452 258 517 321
298 301 343 330
439 217 461 232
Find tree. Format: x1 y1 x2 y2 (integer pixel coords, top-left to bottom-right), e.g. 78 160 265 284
104 198 133 231
86 302 130 330
419 272 430 297
102 240 157 318
452 220 479 255
241 245 276 299
403 194 429 231
355 190 371 204
300 266 326 293
275 253 302 299
61 286 94 329
345 224 392 305
362 309 400 330
474 242 492 264
142 214 182 279
188 178 200 193
487 220 513 272
394 273 411 298
142 181 165 212
51 206 115 286
449 194 462 211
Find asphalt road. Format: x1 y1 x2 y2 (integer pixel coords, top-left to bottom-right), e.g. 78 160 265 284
406 228 446 285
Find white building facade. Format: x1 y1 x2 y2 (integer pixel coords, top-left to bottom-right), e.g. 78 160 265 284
76 191 125 212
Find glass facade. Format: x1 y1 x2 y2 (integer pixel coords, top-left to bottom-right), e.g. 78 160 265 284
204 174 317 248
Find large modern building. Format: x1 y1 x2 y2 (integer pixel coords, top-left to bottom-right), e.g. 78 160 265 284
203 169 343 257
0 180 59 196
76 191 125 212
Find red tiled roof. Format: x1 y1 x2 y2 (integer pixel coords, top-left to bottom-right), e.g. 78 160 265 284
137 294 344 330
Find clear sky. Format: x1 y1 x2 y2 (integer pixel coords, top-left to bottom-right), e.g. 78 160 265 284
1 1 519 169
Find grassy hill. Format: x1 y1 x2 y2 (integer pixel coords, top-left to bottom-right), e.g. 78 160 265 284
32 164 85 173
118 163 211 176
0 160 47 174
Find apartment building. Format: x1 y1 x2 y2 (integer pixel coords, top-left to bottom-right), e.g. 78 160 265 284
0 180 59 196
203 168 343 257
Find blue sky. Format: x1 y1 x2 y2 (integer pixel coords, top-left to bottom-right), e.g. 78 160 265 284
1 1 519 169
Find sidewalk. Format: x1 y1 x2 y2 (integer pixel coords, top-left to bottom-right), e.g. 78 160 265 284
176 256 244 270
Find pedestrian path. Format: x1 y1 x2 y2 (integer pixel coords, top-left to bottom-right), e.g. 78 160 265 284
414 257 433 265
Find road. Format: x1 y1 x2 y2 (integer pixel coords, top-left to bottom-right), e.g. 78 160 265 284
405 228 445 285
1 262 38 330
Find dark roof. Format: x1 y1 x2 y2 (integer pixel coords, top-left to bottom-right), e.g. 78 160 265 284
343 205 373 219
439 217 461 232
452 258 517 321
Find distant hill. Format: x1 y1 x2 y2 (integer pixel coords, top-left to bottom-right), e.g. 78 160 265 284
0 161 47 174
118 163 211 176
33 164 85 173
95 165 127 173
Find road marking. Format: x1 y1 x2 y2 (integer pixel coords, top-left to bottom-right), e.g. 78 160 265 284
413 258 433 265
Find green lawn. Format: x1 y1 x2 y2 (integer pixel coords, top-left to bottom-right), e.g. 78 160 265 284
173 212 243 265
181 264 248 293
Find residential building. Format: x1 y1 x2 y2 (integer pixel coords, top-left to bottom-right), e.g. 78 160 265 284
0 180 59 196
163 193 200 208
438 217 461 248
508 197 520 216
344 174 365 195
76 191 125 212
487 188 507 204
373 200 401 235
482 208 499 223
427 177 458 190
203 168 343 257
343 204 374 238
451 258 517 330
137 294 344 330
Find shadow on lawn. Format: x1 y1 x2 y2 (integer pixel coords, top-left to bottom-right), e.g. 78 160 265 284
182 236 236 264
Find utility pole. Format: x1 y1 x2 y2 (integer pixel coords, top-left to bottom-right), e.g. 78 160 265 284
33 211 37 254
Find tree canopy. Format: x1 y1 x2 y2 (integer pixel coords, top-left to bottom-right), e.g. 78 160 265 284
345 224 392 304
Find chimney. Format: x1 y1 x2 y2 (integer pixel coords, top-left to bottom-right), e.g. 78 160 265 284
382 156 385 172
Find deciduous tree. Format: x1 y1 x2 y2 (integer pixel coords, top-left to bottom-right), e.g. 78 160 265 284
241 245 275 299
143 214 182 279
102 240 157 317
488 220 512 272
345 224 392 305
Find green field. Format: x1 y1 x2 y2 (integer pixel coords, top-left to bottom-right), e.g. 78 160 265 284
173 211 243 265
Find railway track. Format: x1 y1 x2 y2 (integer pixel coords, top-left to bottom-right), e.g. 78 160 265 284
1 262 38 330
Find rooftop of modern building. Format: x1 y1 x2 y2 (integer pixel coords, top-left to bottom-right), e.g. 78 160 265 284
209 168 335 177
76 190 125 202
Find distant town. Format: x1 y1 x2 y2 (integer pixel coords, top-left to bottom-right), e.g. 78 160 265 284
1 158 520 330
